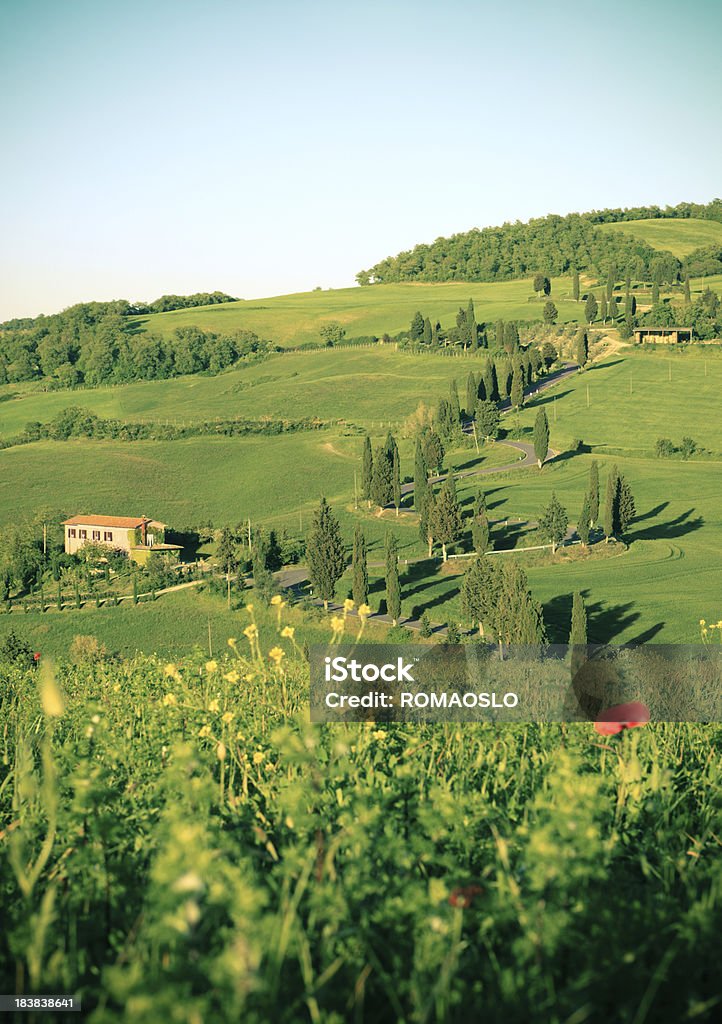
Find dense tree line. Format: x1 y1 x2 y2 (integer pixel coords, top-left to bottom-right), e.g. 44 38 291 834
0 406 331 451
356 200 722 286
0 297 266 387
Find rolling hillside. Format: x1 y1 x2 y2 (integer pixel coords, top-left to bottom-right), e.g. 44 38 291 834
127 276 585 347
599 217 722 258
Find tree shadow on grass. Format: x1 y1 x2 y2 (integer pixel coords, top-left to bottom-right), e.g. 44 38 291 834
526 389 573 409
544 590 643 645
628 508 703 543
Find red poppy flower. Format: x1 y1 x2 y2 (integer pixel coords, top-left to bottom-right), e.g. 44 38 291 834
448 884 483 908
33 652 41 662
594 701 650 735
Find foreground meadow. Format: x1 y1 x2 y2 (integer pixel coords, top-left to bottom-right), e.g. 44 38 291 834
1 622 721 1023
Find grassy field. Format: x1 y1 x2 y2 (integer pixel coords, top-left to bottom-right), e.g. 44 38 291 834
1 346 510 437
0 432 511 535
2 642 721 1021
2 345 722 649
598 217 722 258
127 276 586 346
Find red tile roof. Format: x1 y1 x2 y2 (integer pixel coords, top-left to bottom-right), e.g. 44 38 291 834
62 515 166 529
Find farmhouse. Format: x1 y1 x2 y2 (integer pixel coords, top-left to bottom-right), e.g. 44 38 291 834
62 514 182 564
634 326 693 344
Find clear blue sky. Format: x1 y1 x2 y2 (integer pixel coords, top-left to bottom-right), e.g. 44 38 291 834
1 0 720 319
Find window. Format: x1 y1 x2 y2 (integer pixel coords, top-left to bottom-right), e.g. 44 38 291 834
79 530 87 539
104 531 113 542
68 528 76 538
92 530 101 541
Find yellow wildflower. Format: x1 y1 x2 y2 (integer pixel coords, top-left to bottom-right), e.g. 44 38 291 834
358 604 371 618
208 699 220 713
331 616 345 633
227 637 237 648
235 730 245 742
268 646 285 665
245 603 254 613
270 595 284 606
164 663 181 681
205 660 218 674
252 750 265 765
281 626 295 639
223 670 240 684
162 693 178 707
216 741 227 762
198 724 211 738
221 711 234 724
343 598 355 612
243 624 258 640
373 730 386 741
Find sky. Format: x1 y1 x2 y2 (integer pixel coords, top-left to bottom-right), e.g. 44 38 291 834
1 0 721 320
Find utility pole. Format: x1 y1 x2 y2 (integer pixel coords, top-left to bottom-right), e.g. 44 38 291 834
586 384 590 408
247 518 252 550
353 470 358 509
207 619 213 658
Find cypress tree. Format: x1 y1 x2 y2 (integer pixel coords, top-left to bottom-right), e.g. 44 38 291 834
430 473 462 561
683 273 691 304
422 317 433 345
414 437 428 511
483 362 496 402
361 436 373 505
419 487 436 557
465 372 477 418
132 574 139 605
477 371 487 402
385 532 401 625
56 582 62 610
307 497 346 608
533 408 549 469
504 322 519 353
585 292 598 324
600 292 608 323
615 474 636 536
392 446 401 516
652 279 660 305
252 529 275 600
422 427 445 475
569 592 587 645
603 466 618 541
578 492 591 547
467 298 476 349
588 461 600 525
495 319 505 349
449 380 461 424
510 363 524 409
572 269 580 301
371 433 396 506
575 329 589 368
352 525 368 608
471 491 491 554
606 267 615 302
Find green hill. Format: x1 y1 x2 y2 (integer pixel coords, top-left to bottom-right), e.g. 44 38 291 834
128 276 584 347
598 217 722 258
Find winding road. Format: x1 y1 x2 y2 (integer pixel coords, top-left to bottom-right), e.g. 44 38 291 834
270 361 581 634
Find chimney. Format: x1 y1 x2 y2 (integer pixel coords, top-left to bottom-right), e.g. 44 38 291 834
140 516 148 546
